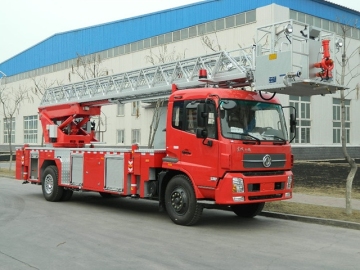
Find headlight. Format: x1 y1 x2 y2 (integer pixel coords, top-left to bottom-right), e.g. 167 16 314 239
232 178 244 193
287 175 293 189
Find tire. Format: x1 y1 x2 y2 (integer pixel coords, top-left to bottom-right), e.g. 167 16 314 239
231 202 265 218
165 175 203 226
60 189 73 201
41 165 64 202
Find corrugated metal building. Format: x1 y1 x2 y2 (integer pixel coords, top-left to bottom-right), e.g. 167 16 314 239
1 0 359 77
0 0 359 159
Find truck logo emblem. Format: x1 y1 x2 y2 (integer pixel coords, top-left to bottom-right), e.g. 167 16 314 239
263 154 272 168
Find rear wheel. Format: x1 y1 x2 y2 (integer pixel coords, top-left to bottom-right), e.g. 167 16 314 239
165 175 203 226
42 165 64 202
231 202 265 218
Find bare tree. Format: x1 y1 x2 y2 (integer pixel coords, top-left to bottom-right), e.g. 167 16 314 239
200 32 223 52
336 22 360 215
145 45 186 65
31 77 61 98
0 84 30 170
70 53 109 81
145 45 186 147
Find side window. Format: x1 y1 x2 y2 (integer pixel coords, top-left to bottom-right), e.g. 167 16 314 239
206 103 217 139
172 101 184 130
186 107 197 133
172 100 217 138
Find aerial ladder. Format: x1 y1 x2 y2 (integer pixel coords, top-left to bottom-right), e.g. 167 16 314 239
39 20 345 148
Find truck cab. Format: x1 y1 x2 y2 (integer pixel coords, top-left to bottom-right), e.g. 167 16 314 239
161 88 293 224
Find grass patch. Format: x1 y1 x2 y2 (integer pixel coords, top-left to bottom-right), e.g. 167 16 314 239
264 201 360 223
0 168 15 178
294 186 360 200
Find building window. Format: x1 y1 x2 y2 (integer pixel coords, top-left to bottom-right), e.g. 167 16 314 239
158 34 165 45
4 118 15 144
125 44 131 54
151 36 158 46
132 101 140 116
131 42 138 52
298 12 305 23
236 13 245 26
131 129 141 144
246 10 256 23
290 10 297 20
290 96 311 143
137 40 144 50
165 33 172 43
197 24 206 35
117 129 125 144
173 31 180 41
144 39 151 48
305 14 314 25
206 21 215 33
24 115 38 144
189 26 197 38
226 16 235 28
117 103 125 116
333 98 350 143
216 19 225 31
180 29 189 39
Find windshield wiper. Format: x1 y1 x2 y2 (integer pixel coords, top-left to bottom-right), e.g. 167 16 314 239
262 134 286 142
228 132 261 144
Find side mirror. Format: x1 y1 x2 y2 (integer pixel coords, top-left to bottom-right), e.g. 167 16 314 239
290 113 297 133
196 103 208 128
282 105 297 143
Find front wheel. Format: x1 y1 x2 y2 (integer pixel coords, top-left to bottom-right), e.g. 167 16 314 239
165 175 203 226
231 202 265 218
41 165 64 202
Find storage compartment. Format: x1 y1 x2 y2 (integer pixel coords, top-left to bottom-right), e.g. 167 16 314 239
71 153 84 186
104 154 124 192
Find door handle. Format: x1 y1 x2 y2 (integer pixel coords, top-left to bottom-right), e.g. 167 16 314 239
181 150 191 155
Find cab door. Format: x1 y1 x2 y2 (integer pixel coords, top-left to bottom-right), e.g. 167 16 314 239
177 100 219 190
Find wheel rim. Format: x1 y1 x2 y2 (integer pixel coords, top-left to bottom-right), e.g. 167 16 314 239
170 187 189 215
44 174 54 194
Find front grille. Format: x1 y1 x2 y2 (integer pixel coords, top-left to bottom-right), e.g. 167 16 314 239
243 170 285 176
248 194 283 201
243 153 286 168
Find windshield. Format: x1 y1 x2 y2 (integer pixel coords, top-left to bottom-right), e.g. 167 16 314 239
220 99 288 141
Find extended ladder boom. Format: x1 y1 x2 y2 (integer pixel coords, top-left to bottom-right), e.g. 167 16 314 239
40 19 347 109
40 49 254 108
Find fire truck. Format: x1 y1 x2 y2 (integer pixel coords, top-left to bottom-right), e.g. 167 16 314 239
16 20 344 225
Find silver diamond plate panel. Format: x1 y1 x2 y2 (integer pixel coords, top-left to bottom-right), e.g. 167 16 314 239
54 149 72 184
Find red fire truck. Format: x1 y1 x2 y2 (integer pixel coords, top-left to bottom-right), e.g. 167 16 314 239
15 20 343 225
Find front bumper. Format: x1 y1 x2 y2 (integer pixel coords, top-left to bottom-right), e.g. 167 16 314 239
214 171 293 205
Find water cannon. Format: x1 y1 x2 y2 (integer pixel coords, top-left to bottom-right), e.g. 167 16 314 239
314 40 334 80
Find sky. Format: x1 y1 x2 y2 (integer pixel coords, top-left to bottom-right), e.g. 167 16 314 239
0 0 359 64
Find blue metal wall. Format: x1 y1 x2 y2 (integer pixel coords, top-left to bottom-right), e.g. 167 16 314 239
0 0 359 77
